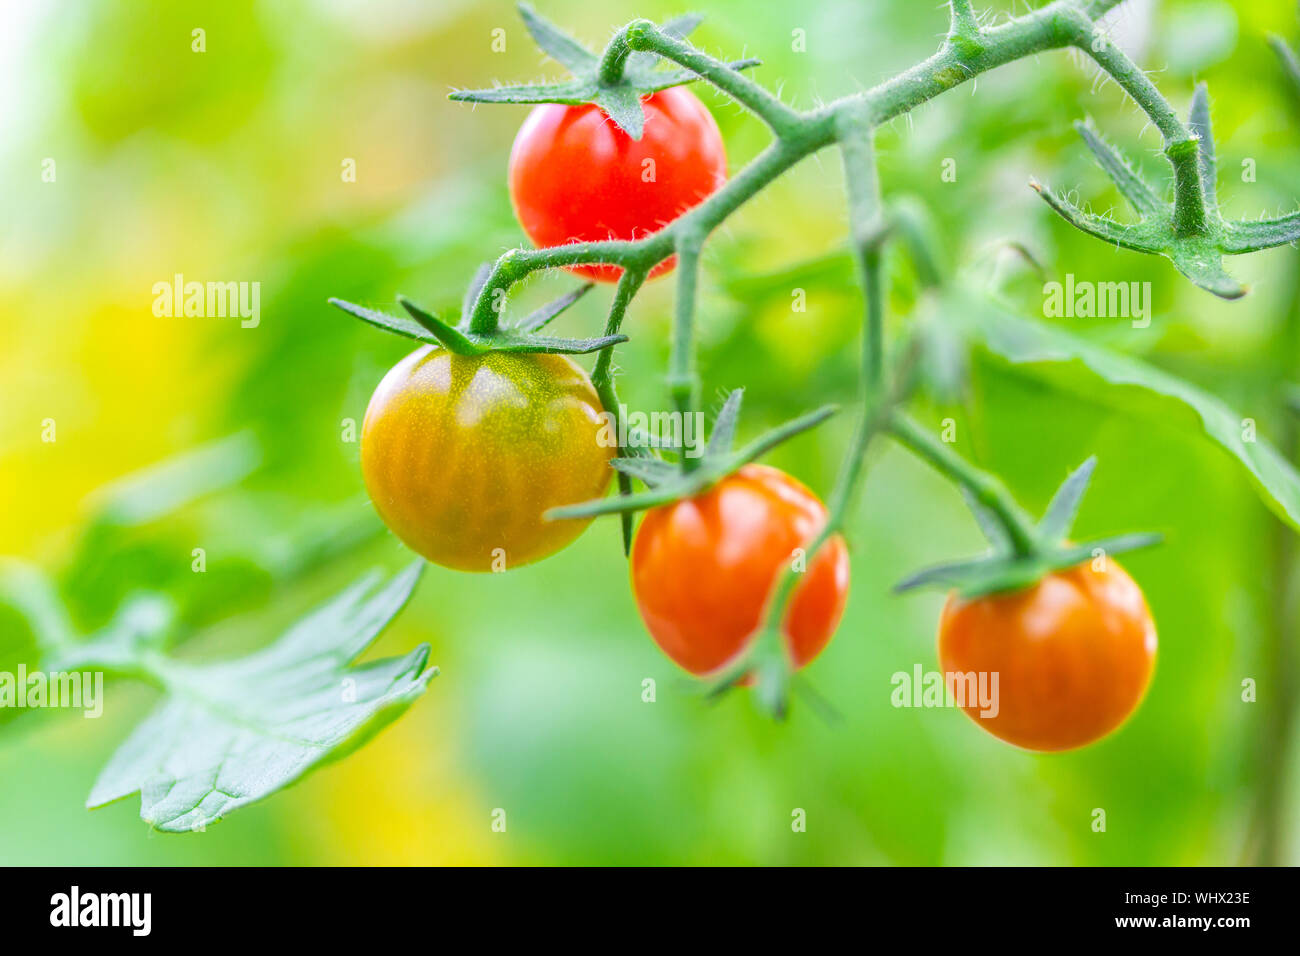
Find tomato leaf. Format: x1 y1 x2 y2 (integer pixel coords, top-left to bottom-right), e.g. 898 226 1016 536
87 563 435 833
961 295 1300 531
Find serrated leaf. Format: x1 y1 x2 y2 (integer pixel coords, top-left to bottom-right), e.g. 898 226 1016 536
707 389 744 456
960 294 1300 531
517 2 597 71
88 563 435 832
595 85 646 139
1038 457 1097 542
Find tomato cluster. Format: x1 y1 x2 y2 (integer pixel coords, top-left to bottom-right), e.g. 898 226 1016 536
353 90 1157 749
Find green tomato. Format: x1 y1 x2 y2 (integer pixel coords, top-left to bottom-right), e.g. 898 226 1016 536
361 347 612 571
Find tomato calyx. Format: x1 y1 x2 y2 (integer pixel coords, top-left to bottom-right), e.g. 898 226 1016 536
896 456 1163 599
1033 85 1300 300
547 387 837 522
329 263 625 356
448 4 759 139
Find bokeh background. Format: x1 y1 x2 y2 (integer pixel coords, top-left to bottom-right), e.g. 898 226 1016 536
2 0 1299 865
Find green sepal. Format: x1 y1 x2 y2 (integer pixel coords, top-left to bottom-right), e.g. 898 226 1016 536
329 279 615 357
449 4 758 138
895 532 1163 599
896 456 1162 598
1032 84 1299 300
547 390 836 520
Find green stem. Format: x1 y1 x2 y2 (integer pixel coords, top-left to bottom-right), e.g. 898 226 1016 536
593 269 647 554
888 411 1040 557
948 0 981 41
597 28 635 87
1072 15 1211 234
624 20 803 135
670 236 703 471
731 135 895 707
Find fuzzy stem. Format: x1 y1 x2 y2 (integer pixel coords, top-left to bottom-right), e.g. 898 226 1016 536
593 269 647 553
624 19 803 135
670 236 703 471
597 28 635 87
888 412 1040 557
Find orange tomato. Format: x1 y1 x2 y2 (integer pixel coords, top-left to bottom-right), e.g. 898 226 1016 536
630 464 850 677
361 346 612 571
938 560 1157 751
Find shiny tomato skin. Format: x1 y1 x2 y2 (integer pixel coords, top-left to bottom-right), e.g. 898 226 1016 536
508 86 727 283
360 346 612 572
630 464 850 677
938 560 1157 752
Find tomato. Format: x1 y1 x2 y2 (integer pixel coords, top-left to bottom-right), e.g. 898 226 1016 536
938 560 1157 752
360 346 612 571
630 464 850 677
508 86 727 283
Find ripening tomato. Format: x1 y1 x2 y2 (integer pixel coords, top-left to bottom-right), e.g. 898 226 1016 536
938 560 1157 752
360 346 612 571
508 86 727 283
630 464 850 677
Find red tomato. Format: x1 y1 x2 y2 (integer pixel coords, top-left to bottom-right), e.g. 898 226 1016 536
938 560 1157 752
508 86 727 283
630 464 850 677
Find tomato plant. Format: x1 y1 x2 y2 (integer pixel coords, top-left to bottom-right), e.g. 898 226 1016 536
631 464 849 676
361 346 612 571
938 560 1157 752
16 0 1300 840
509 87 727 283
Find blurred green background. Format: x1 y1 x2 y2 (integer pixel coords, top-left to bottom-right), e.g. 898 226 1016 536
2 0 1298 865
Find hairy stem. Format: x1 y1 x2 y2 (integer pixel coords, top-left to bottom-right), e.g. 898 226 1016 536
625 19 803 135
888 412 1040 557
670 237 703 472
